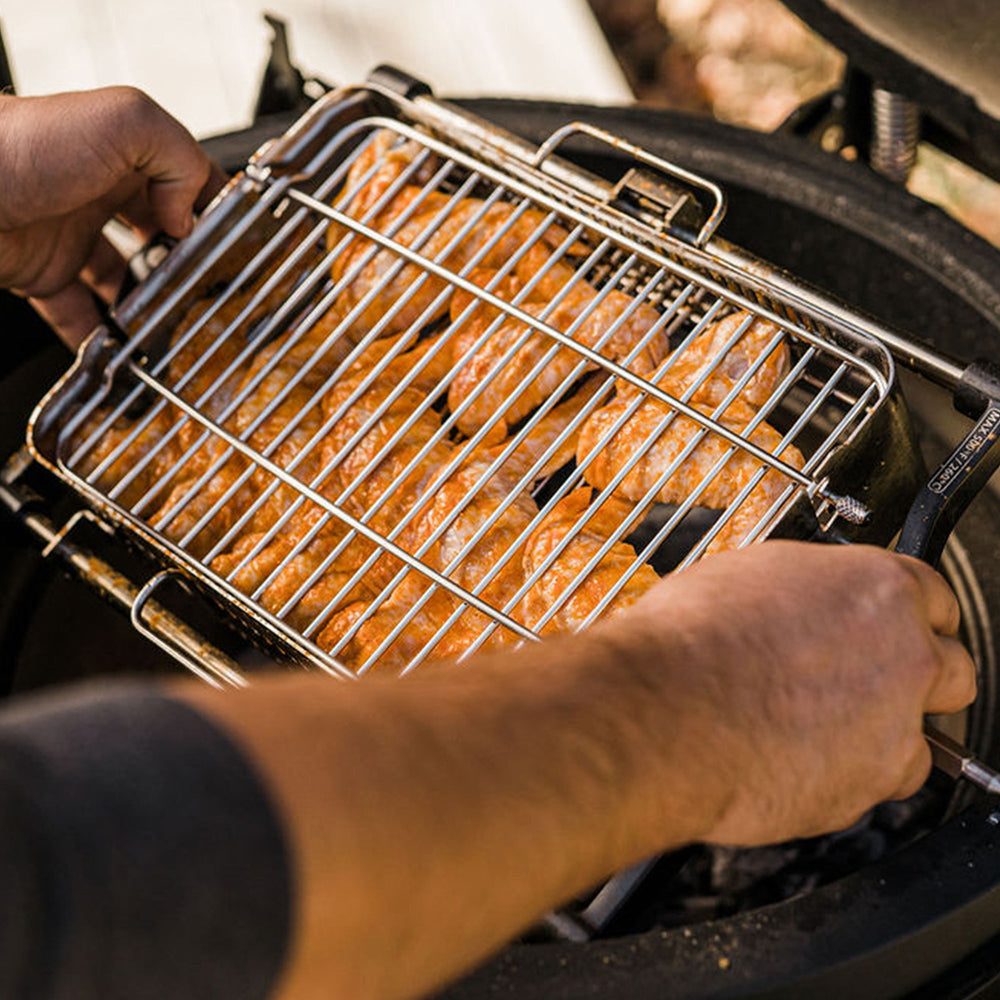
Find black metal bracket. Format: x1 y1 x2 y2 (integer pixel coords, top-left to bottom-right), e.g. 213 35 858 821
780 61 1000 187
776 65 874 159
896 359 1000 566
253 14 332 121
366 64 434 102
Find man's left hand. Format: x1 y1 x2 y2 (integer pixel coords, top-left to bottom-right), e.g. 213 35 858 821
0 87 226 347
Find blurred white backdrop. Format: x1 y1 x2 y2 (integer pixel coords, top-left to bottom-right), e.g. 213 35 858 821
1 0 631 136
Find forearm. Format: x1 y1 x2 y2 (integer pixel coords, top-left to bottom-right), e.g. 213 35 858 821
178 623 714 1000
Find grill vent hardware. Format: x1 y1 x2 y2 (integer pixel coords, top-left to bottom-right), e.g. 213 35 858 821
13 69 934 684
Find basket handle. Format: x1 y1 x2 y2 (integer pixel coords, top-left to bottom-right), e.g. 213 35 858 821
895 360 1000 565
131 571 247 690
893 359 1000 794
531 121 727 247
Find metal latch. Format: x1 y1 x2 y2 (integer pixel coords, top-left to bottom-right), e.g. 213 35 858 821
611 167 707 238
529 120 727 246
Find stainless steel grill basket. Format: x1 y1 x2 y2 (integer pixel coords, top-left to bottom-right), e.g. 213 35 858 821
22 67 943 684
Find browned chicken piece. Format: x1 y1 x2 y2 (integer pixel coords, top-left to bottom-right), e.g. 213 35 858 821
570 310 801 556
230 327 446 539
403 382 599 592
320 587 516 676
165 292 256 417
318 382 448 512
212 437 451 636
211 505 379 631
149 314 453 560
333 129 439 226
206 333 459 630
73 405 188 511
151 444 270 558
212 505 333 585
373 483 659 664
446 266 668 441
310 435 536 670
166 249 316 435
316 555 517 677
317 387 598 672
168 294 357 473
660 311 789 410
151 323 338 556
325 127 583 343
71 283 272 512
75 259 320 519
703 468 799 553
140 227 348 509
521 489 660 634
325 180 580 343
231 330 454 554
577 394 804 512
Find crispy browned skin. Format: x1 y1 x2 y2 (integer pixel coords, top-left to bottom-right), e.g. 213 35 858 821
207 335 459 630
316 388 602 672
73 260 319 516
72 282 271 511
326 190 580 343
318 487 661 674
324 128 584 344
151 329 330 557
661 311 789 410
577 396 801 509
577 397 804 556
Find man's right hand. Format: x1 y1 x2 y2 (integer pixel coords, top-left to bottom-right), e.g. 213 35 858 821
615 541 975 849
168 539 975 1000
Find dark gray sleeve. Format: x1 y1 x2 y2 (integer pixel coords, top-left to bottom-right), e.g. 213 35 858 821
0 682 292 1000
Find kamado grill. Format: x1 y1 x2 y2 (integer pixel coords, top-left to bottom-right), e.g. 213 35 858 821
5 2 1000 997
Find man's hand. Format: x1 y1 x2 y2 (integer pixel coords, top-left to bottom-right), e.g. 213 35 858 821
177 541 976 1000
0 87 225 347
617 541 975 848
